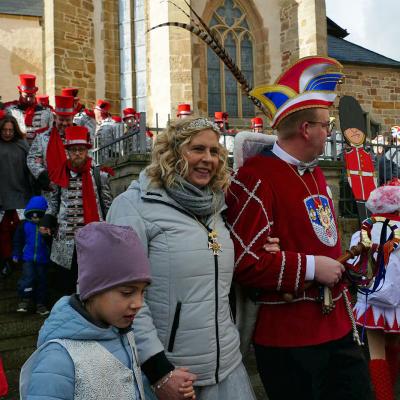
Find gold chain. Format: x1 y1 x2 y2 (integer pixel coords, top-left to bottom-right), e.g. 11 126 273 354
191 210 222 256
286 162 332 231
285 162 322 206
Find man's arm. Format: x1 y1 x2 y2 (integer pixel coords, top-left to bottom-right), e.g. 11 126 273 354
40 186 61 231
27 134 46 179
99 171 113 215
226 168 344 293
226 169 308 294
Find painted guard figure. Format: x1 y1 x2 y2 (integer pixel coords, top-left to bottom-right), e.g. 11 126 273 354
339 95 377 220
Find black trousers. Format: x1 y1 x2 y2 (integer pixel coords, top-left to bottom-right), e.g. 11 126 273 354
254 333 372 400
48 249 78 304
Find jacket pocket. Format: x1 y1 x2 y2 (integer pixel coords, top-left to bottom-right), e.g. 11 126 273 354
168 301 182 352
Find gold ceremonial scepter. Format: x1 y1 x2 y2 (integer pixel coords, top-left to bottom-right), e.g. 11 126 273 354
282 242 368 311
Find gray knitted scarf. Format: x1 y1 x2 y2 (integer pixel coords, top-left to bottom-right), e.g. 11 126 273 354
165 175 225 217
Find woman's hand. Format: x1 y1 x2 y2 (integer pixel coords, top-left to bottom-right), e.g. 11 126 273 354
263 236 280 253
155 368 196 400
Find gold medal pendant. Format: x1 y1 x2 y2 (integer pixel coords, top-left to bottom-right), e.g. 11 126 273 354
208 230 222 256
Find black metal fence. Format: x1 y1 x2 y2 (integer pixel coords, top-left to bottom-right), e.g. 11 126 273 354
323 132 400 217
92 112 164 165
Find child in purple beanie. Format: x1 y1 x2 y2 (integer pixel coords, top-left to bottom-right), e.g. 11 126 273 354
20 222 195 399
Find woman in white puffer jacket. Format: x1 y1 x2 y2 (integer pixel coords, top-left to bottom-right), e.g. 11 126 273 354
107 117 256 400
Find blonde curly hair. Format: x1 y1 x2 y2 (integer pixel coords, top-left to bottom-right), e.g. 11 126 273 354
146 117 230 191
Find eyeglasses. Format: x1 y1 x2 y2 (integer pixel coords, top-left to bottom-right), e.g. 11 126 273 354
68 147 87 154
306 121 334 133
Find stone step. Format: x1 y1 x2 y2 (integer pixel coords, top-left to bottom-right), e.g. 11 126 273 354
0 264 21 289
0 290 18 314
0 313 45 340
1 346 36 369
0 333 38 353
0 335 36 370
2 368 20 400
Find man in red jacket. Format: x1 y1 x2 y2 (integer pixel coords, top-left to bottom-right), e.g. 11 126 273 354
226 57 371 400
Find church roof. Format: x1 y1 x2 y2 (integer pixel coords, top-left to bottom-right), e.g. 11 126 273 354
327 17 349 39
0 0 43 17
327 18 400 68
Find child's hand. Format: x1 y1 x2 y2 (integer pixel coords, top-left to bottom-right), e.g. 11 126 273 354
263 236 280 253
179 380 196 399
39 226 51 236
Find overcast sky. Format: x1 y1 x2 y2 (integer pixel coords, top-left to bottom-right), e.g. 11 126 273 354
326 0 400 62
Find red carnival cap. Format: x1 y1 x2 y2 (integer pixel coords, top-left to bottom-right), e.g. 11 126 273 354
64 126 91 148
94 99 111 112
0 110 5 120
18 74 38 94
251 117 263 128
36 95 49 107
112 116 122 123
177 103 192 117
61 87 79 99
54 95 75 116
250 56 343 129
123 107 136 119
214 111 228 123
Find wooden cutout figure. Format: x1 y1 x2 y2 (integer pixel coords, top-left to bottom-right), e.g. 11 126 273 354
339 96 377 203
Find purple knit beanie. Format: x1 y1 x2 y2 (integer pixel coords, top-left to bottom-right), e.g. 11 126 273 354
75 222 151 301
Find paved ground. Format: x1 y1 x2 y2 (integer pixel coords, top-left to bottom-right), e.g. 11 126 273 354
244 350 268 399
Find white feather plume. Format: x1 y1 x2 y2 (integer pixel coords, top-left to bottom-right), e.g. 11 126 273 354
233 131 277 169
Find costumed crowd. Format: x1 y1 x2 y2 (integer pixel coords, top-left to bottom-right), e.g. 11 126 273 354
0 53 400 400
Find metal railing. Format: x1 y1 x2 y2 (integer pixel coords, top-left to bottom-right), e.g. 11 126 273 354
323 131 400 217
93 120 400 217
92 112 164 165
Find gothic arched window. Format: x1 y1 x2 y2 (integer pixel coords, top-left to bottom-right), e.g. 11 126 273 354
207 0 254 118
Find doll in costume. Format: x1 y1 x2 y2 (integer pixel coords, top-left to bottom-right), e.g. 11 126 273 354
351 179 400 400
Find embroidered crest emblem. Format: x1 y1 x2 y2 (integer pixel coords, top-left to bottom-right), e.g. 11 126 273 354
304 195 337 247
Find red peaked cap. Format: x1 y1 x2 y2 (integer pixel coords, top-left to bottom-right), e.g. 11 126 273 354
214 111 228 123
18 74 38 94
251 117 263 128
94 99 111 112
64 126 91 148
112 116 122 123
36 95 49 106
61 87 79 98
54 96 75 116
123 107 136 119
177 103 192 116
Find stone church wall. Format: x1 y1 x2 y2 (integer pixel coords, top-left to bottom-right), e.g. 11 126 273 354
0 14 43 102
334 64 400 134
44 0 120 112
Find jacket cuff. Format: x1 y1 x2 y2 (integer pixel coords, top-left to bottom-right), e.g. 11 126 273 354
141 351 174 385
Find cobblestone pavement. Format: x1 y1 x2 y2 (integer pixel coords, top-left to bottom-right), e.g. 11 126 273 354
244 350 268 399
